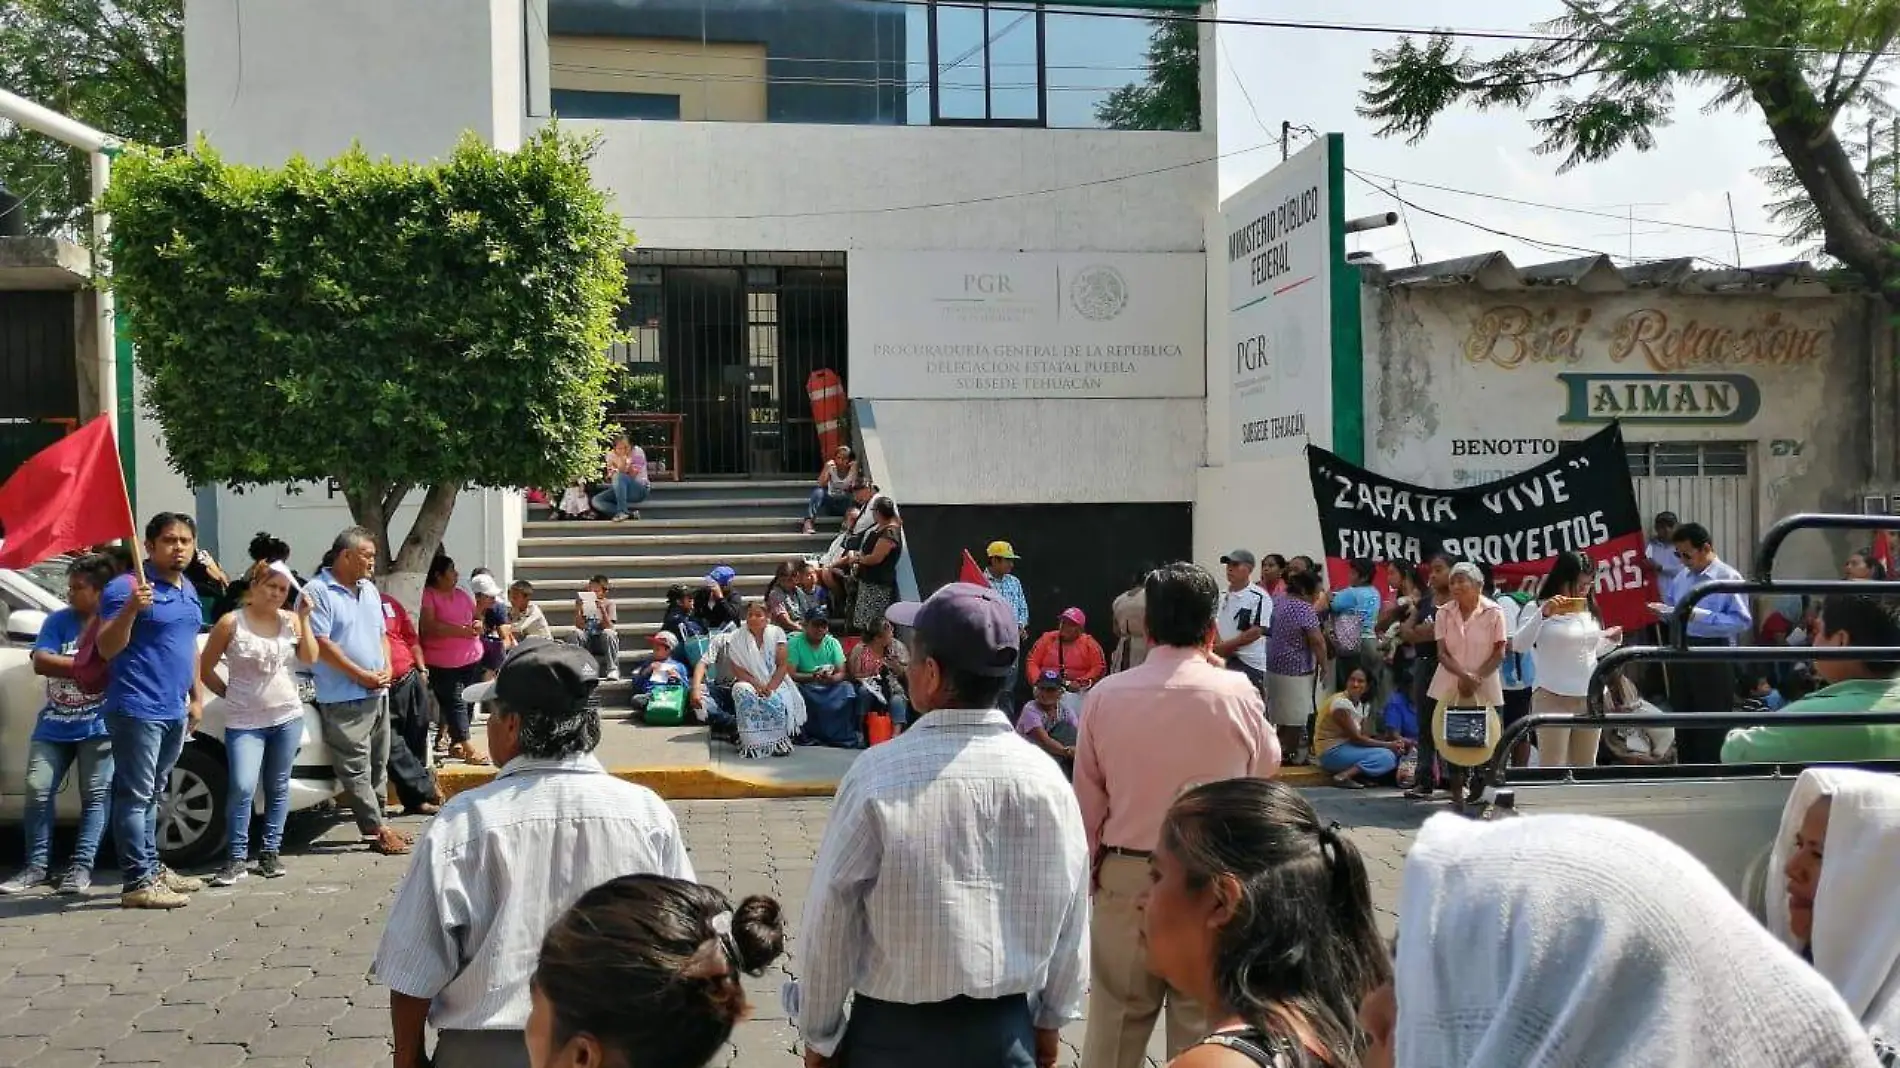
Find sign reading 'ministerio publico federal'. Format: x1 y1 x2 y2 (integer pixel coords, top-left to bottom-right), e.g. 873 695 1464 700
1222 134 1352 460
847 250 1204 401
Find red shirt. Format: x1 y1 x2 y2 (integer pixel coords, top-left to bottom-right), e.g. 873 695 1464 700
382 594 422 677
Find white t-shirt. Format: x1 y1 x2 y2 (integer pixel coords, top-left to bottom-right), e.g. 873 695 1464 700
1217 585 1271 672
1513 605 1617 697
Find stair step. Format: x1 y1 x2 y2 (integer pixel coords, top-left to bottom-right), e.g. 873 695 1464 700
532 500 807 523
513 575 776 595
550 622 663 640
516 528 828 547
522 516 806 535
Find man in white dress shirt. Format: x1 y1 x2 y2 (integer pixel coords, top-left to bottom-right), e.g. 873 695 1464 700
374 639 695 1068
797 582 1090 1068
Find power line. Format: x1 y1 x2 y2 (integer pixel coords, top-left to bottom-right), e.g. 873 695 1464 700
1349 167 1788 240
1347 170 1627 262
856 0 1896 61
625 138 1272 221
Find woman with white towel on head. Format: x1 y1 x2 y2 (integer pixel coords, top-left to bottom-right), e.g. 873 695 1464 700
1756 767 1900 1066
1357 812 1881 1068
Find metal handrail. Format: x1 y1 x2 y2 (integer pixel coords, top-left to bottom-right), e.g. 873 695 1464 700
1752 512 1900 579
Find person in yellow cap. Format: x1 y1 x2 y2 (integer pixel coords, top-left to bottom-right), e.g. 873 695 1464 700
984 541 1029 637
984 541 1030 712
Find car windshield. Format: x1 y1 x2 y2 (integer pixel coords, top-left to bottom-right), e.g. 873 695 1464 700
16 560 70 605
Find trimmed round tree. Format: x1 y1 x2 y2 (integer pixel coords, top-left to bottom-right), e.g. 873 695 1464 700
103 127 626 575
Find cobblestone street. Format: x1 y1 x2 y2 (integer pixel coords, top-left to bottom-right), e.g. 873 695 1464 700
0 793 1425 1068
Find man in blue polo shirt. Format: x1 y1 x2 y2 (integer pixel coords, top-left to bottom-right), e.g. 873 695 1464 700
99 513 210 909
307 526 408 856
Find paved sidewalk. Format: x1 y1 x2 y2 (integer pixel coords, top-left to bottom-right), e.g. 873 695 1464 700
0 792 1427 1068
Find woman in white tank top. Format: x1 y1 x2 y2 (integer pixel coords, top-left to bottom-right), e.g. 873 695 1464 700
197 561 317 886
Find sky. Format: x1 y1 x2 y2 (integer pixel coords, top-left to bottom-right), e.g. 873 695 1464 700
1214 0 1810 271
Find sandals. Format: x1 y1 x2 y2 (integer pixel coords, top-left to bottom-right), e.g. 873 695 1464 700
369 828 412 856
1403 786 1437 800
448 743 491 766
1332 774 1367 790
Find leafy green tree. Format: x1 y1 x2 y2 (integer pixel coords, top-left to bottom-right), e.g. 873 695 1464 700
0 0 182 235
102 128 628 574
1096 17 1201 132
1360 1 1900 300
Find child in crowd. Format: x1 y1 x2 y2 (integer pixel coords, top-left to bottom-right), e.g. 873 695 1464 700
572 573 621 680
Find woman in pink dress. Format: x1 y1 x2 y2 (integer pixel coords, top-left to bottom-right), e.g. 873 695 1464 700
418 553 488 765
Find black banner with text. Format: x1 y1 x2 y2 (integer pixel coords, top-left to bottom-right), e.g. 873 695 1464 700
1307 424 1654 630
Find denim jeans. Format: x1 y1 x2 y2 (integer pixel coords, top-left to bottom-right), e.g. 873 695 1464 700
806 486 852 522
107 714 187 891
22 737 114 871
591 473 651 516
1318 742 1399 778
225 718 301 862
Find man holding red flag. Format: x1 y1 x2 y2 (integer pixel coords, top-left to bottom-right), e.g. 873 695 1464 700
0 418 136 569
99 513 211 909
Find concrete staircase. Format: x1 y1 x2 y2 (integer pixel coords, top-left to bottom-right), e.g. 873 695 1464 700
516 480 829 703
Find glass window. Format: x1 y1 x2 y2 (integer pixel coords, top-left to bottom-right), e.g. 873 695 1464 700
543 0 1198 130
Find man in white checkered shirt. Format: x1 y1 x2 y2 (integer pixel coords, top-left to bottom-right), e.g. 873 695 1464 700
373 639 695 1068
794 582 1090 1068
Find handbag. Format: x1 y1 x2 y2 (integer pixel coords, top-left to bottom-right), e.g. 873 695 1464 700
72 618 109 695
1442 705 1491 748
644 683 688 726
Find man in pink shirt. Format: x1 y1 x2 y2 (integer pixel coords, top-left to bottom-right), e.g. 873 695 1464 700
1074 562 1280 1068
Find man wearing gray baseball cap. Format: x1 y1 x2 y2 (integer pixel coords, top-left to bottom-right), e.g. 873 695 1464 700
795 583 1089 1068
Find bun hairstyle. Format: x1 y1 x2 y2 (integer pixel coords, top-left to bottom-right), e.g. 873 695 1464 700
534 875 785 1068
248 531 291 564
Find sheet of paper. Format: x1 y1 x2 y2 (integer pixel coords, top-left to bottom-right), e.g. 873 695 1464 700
577 591 600 620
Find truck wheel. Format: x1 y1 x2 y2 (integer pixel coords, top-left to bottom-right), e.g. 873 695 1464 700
158 744 228 869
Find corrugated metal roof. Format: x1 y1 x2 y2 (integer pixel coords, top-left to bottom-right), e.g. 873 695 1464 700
1366 252 1849 296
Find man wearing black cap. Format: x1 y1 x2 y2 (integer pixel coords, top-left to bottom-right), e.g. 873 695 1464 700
796 583 1089 1068
375 639 696 1068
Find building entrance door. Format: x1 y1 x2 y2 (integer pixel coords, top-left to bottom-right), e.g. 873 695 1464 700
624 252 847 479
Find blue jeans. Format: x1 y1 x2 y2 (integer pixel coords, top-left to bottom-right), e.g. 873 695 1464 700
225 719 300 862
591 473 651 516
1319 742 1399 779
107 713 187 891
22 737 113 871
807 487 852 521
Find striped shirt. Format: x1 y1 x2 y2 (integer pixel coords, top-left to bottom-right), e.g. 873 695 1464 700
795 707 1090 1057
372 753 694 1031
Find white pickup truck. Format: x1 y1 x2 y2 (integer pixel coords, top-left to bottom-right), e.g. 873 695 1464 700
1482 513 1900 896
0 565 338 868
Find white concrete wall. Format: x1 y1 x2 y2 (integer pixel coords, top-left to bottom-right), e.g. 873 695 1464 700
185 0 526 165
177 0 530 588
569 119 1214 253
877 398 1203 506
1193 456 1324 573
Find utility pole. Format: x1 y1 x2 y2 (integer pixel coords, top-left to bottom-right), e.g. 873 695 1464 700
1724 192 1743 268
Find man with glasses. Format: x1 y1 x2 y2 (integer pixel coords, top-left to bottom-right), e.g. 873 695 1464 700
1649 521 1752 764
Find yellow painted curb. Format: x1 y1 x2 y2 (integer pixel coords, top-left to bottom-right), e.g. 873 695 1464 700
431 760 1330 802
434 763 840 802
1275 765 1329 788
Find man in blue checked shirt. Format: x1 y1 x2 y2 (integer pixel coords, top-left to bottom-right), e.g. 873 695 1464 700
1647 521 1753 765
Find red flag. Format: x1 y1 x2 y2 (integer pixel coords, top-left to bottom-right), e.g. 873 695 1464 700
960 549 987 587
0 419 135 568
1876 528 1895 578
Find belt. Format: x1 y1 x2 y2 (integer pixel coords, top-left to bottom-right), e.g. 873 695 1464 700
1103 845 1151 859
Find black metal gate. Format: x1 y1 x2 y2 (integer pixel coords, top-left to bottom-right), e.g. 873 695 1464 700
632 251 847 479
0 290 82 478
